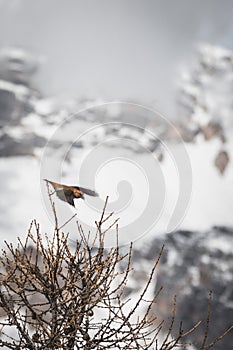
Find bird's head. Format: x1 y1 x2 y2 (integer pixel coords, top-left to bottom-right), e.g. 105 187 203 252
73 189 84 200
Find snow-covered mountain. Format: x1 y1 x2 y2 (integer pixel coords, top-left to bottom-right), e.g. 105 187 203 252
177 43 233 173
129 225 233 350
0 45 232 348
1 45 233 241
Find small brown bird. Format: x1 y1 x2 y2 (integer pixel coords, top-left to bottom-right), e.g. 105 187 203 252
44 179 98 207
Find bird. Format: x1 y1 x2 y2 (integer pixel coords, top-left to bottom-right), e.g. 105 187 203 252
44 179 98 207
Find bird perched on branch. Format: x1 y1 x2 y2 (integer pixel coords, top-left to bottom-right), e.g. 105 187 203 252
44 179 98 207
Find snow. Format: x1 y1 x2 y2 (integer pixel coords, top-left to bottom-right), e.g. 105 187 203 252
204 236 233 255
21 113 56 138
0 79 30 99
0 157 52 248
1 43 233 252
179 43 233 135
181 136 233 231
1 132 232 250
3 126 25 140
33 98 59 116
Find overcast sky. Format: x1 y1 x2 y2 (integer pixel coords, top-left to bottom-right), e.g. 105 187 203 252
0 0 233 118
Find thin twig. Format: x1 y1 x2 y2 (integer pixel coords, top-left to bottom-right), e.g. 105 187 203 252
58 213 77 231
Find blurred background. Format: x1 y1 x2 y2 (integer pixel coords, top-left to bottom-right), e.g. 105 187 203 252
1 0 233 115
0 0 232 348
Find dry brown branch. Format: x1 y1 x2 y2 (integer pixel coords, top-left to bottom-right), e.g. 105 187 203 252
0 187 232 349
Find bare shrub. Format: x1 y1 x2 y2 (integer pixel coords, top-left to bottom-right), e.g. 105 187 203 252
0 187 232 349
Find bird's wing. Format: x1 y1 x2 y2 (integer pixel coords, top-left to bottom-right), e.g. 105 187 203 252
77 186 98 197
56 189 75 207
